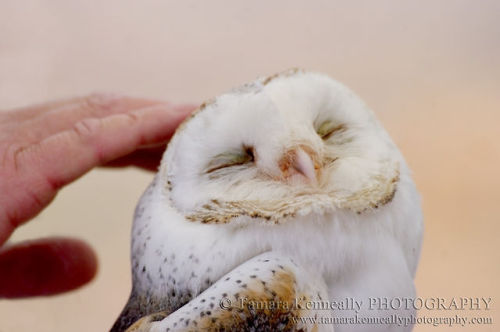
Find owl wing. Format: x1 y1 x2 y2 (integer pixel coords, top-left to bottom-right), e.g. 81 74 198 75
125 251 334 332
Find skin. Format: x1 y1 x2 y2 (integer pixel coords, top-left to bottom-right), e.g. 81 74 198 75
0 94 195 298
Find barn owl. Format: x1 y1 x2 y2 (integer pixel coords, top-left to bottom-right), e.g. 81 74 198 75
111 69 423 332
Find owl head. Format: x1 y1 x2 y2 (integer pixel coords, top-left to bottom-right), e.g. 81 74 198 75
161 69 402 225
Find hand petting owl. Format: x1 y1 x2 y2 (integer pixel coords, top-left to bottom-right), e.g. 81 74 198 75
111 69 423 332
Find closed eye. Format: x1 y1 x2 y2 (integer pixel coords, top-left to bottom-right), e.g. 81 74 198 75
316 120 345 140
206 146 255 174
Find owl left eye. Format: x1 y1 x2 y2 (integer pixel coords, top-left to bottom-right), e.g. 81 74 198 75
206 147 255 173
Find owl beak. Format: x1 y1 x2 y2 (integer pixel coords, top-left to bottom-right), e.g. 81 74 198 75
279 147 319 184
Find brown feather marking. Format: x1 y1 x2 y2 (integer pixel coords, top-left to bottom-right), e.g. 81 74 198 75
196 269 308 331
124 311 168 332
339 167 400 213
262 68 302 85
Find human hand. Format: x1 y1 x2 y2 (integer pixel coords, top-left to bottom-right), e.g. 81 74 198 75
0 95 195 298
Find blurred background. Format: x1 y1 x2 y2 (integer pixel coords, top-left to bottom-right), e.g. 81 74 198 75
0 1 498 331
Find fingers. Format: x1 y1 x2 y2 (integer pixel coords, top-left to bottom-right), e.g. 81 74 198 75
0 237 97 298
27 103 192 187
3 94 166 143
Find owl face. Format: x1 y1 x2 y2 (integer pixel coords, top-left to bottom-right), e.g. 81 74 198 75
162 70 400 224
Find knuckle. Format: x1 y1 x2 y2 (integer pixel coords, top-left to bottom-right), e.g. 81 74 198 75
123 111 139 124
72 117 102 140
1 141 32 171
82 93 120 114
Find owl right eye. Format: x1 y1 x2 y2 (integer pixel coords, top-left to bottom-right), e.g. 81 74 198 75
205 147 255 174
316 120 345 140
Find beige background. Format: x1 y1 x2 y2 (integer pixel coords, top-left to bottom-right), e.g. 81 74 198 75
1 1 499 331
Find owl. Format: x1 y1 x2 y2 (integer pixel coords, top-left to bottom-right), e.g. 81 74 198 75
111 69 423 332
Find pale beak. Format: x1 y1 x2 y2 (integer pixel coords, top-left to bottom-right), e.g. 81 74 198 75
278 147 319 184
293 148 317 182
